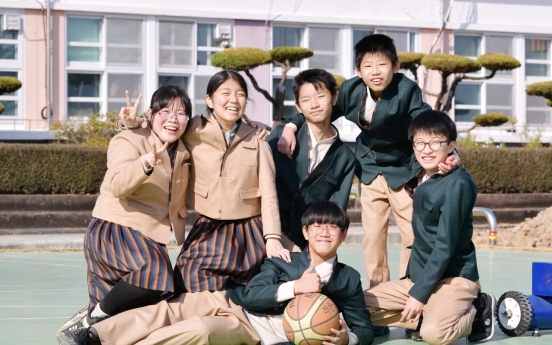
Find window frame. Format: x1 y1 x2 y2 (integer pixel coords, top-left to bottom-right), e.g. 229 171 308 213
0 10 24 120
452 32 517 124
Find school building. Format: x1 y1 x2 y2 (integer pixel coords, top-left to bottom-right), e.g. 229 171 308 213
0 0 551 143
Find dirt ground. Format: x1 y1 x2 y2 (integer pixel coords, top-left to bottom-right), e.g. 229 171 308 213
472 206 552 251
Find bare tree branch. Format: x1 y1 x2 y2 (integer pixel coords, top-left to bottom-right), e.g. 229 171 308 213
442 74 464 113
244 69 277 106
434 72 450 111
463 69 497 81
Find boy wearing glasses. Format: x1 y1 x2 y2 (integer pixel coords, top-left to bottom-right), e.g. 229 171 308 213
363 110 496 345
228 201 374 345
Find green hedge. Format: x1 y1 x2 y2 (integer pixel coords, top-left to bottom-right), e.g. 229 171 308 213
0 144 107 194
1 145 551 194
458 147 552 193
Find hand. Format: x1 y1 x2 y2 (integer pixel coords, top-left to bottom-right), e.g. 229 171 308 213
323 320 349 345
249 120 268 141
438 154 461 175
400 296 424 323
266 238 291 262
142 141 169 168
119 90 142 127
294 261 322 294
277 127 297 159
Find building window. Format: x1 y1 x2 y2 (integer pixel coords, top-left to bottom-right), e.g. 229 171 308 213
158 75 190 93
106 19 143 67
67 73 101 116
526 95 551 125
525 38 550 77
67 18 102 63
487 84 513 116
159 21 193 68
0 16 18 60
273 26 304 68
454 34 516 122
193 75 211 116
107 74 143 112
454 83 482 122
197 24 223 66
308 27 340 72
0 71 19 116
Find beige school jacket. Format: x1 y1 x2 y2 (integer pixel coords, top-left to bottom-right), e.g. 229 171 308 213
184 115 281 238
92 121 190 245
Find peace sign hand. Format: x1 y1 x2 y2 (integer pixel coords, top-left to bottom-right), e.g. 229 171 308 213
142 141 169 169
119 90 142 127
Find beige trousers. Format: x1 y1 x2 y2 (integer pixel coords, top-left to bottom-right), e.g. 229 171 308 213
360 174 414 287
364 277 480 345
93 290 260 345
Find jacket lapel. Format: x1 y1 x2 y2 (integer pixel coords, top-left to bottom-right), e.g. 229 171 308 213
205 115 227 152
296 124 310 181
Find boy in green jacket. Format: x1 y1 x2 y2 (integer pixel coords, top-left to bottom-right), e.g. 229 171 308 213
363 110 495 344
268 69 356 249
277 34 460 290
229 200 374 345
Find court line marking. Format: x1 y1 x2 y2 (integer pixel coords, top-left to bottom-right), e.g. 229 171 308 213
0 259 85 268
0 254 85 262
0 288 87 293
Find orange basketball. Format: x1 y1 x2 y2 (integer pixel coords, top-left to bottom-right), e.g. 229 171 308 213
282 292 340 345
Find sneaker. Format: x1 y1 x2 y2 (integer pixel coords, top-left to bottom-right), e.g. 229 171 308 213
55 306 88 338
467 292 496 342
373 326 390 336
58 327 100 345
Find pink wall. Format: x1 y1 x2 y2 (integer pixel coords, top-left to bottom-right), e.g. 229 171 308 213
234 20 272 125
23 9 65 127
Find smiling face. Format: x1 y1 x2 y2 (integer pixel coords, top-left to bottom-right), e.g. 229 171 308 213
355 52 400 101
295 83 337 126
413 131 455 176
302 223 347 264
205 78 247 131
148 98 187 143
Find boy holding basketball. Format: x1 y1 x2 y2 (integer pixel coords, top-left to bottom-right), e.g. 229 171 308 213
228 201 374 345
363 110 496 344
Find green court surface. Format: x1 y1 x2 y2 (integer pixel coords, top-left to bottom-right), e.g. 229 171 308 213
1 245 551 344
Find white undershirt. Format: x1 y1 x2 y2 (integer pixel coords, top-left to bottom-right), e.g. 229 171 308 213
307 124 337 172
244 256 359 345
362 87 377 123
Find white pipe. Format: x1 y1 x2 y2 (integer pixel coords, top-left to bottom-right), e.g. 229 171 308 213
46 0 51 130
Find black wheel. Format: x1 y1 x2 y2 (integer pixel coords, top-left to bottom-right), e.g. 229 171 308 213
496 291 533 336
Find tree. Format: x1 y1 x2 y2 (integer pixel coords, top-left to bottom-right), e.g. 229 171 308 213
526 81 552 107
0 76 22 115
399 52 521 114
211 46 313 121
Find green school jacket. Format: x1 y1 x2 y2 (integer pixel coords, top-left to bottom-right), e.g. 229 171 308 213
227 250 375 345
405 168 480 303
289 73 431 189
267 124 356 249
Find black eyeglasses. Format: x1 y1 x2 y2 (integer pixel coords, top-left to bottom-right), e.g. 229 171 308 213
413 140 450 152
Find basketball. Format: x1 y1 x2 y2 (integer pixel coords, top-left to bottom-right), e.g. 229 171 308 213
283 292 340 345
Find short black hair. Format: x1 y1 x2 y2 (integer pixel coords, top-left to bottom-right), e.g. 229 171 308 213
149 85 192 121
354 34 399 70
301 201 350 230
292 69 337 104
408 110 458 142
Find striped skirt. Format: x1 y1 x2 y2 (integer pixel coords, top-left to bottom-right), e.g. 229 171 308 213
175 215 266 293
84 218 174 308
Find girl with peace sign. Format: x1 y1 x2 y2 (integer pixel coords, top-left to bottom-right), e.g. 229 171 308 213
57 85 192 341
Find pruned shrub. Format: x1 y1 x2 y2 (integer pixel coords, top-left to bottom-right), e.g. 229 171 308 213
472 112 509 127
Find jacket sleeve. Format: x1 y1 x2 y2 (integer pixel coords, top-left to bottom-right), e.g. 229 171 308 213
328 152 356 212
408 178 475 303
241 258 288 311
258 139 282 237
406 82 432 171
342 278 374 345
107 132 151 198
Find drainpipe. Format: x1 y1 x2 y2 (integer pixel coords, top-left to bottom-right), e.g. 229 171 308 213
46 0 51 130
